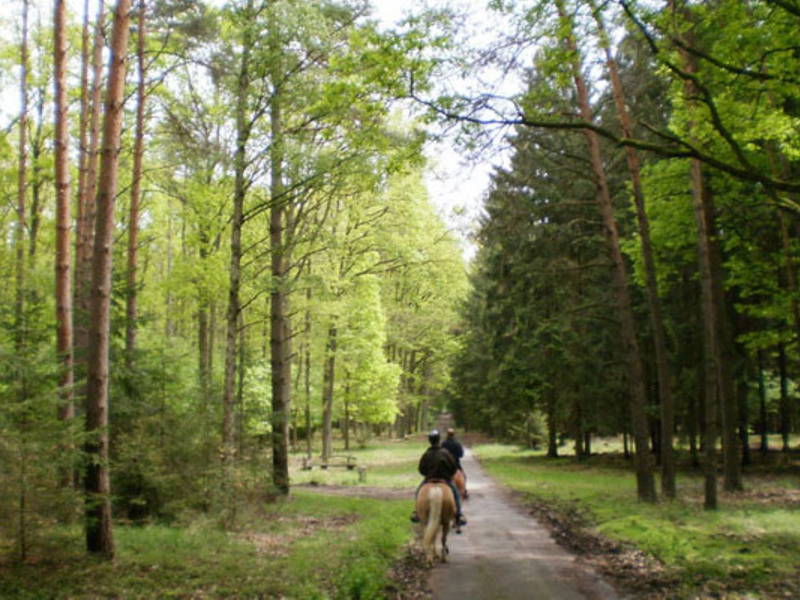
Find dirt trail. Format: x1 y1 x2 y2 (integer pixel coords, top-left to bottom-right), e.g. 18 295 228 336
428 450 622 600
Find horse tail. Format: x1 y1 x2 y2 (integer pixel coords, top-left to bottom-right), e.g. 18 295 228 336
423 485 443 552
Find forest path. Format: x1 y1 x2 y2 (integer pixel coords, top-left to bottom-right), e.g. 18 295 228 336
427 450 622 600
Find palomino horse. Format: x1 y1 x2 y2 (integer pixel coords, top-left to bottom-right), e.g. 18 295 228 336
415 480 456 565
454 468 468 500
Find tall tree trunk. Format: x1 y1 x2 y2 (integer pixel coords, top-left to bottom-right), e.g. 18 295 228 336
321 324 337 460
669 2 739 505
76 0 92 246
757 350 768 454
222 9 252 473
591 1 676 498
305 282 313 460
15 0 30 563
29 89 45 266
738 357 751 467
546 384 558 458
54 0 75 456
343 376 350 451
125 0 147 366
269 36 290 496
690 160 720 510
556 0 656 501
15 0 29 377
85 0 132 558
75 0 106 393
778 343 790 452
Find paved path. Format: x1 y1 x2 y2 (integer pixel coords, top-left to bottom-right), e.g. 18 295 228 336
428 450 622 600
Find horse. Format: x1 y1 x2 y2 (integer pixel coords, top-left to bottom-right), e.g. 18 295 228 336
415 480 456 565
454 468 468 500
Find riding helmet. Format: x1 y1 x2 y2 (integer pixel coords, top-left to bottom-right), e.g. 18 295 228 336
428 429 440 445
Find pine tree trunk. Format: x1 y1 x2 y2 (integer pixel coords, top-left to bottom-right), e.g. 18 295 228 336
85 0 132 558
669 2 740 505
556 0 656 501
54 0 75 439
591 1 676 498
126 0 146 366
75 0 106 390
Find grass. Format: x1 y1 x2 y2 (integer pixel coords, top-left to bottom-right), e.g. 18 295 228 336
0 484 414 599
288 438 426 489
473 440 800 597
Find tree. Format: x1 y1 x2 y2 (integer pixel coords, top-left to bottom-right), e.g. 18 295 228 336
553 0 655 502
125 0 147 366
588 0 676 499
53 0 74 483
85 0 132 557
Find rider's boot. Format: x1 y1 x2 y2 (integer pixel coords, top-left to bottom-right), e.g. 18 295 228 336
455 513 467 533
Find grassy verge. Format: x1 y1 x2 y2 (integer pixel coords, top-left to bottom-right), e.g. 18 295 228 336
289 438 426 489
0 462 418 599
473 441 800 598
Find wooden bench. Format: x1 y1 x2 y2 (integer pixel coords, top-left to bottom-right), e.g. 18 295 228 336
301 455 367 482
301 455 358 471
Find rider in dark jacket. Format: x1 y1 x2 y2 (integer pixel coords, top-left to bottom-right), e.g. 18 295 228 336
411 430 466 527
442 428 464 470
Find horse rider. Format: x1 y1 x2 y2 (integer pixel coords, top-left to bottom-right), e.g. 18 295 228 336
411 429 467 528
442 427 464 471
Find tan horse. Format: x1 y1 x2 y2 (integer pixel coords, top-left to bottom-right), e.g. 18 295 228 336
454 468 468 500
416 481 456 565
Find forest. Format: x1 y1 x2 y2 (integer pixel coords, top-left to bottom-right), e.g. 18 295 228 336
1 0 799 598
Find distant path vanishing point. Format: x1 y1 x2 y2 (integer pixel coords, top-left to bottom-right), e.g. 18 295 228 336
428 449 622 600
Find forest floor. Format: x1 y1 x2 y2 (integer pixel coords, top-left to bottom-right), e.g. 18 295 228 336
303 450 622 599
301 438 800 600
4 436 796 598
